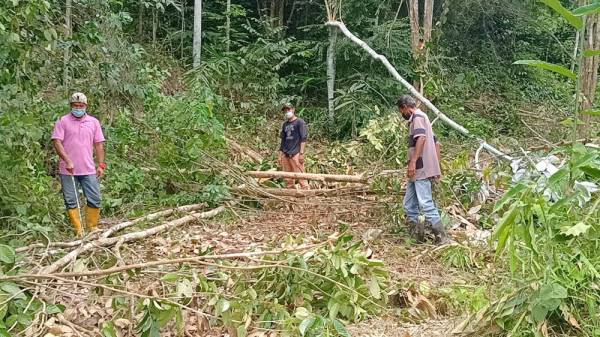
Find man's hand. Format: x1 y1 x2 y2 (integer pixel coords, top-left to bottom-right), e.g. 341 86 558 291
407 160 416 180
298 153 305 165
96 166 105 178
65 160 75 175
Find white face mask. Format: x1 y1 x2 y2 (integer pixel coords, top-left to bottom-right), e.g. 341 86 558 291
285 111 294 119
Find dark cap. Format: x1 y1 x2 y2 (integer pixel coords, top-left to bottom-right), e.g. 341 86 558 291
281 103 294 111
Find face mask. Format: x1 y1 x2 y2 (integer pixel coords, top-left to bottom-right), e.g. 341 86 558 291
285 111 294 119
401 112 410 121
71 108 86 118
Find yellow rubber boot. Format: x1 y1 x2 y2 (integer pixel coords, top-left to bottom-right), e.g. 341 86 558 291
85 206 100 231
67 209 84 237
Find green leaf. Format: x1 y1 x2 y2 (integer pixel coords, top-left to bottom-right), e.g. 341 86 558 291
101 321 118 337
548 167 569 186
333 319 350 337
583 49 600 57
176 279 193 298
493 183 527 213
237 325 247 337
562 222 591 237
160 273 180 282
367 277 381 299
0 245 16 264
573 2 600 16
580 165 600 178
540 0 583 29
494 204 520 254
215 299 230 314
581 108 600 117
299 316 315 336
0 282 26 300
531 304 549 323
513 60 577 80
45 304 65 315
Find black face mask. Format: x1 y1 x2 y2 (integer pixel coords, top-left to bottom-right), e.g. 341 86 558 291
401 112 411 120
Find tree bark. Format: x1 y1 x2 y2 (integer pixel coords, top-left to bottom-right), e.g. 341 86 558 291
234 187 370 198
181 0 185 59
407 0 421 56
580 12 600 134
63 0 72 86
193 0 203 67
138 0 144 40
152 7 157 46
248 171 366 183
226 0 231 52
327 26 337 119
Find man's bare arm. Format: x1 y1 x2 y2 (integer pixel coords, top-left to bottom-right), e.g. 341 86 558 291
436 142 441 161
412 137 426 161
300 141 306 154
53 140 74 173
94 142 105 164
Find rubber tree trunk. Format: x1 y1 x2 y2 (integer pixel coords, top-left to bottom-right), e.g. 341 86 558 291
327 26 337 119
152 8 157 46
407 0 435 93
193 0 203 67
181 0 185 59
63 0 72 86
226 0 231 52
138 0 143 40
580 12 600 135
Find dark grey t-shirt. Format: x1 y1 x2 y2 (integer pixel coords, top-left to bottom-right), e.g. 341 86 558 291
280 118 308 156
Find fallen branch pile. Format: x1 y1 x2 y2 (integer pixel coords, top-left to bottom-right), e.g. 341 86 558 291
40 206 225 274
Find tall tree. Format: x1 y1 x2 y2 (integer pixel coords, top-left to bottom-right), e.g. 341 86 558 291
63 0 72 86
579 11 600 133
327 26 337 119
193 0 202 67
407 0 435 93
226 0 231 52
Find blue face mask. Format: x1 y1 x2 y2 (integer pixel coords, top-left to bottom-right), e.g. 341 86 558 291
71 108 86 118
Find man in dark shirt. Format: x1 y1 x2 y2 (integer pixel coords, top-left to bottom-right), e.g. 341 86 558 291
278 103 309 189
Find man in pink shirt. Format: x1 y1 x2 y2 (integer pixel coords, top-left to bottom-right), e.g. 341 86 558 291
51 92 106 236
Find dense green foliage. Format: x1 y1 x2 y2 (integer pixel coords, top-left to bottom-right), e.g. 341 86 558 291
1 0 599 335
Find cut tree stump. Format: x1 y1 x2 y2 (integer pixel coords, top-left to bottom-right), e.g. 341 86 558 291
247 171 367 183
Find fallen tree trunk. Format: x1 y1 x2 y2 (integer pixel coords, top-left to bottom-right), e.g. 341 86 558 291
325 20 513 162
247 171 366 183
16 203 206 253
234 187 370 198
226 137 263 163
40 206 225 275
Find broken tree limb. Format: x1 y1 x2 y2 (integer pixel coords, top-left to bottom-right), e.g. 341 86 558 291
40 206 225 275
247 171 366 183
16 203 206 253
234 187 370 198
9 241 331 280
226 137 263 163
325 20 513 162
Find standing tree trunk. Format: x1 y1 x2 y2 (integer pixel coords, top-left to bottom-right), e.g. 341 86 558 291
226 0 231 52
63 0 72 86
152 7 157 46
579 12 600 134
181 0 185 59
407 0 435 94
193 0 203 67
138 0 144 40
327 26 337 119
